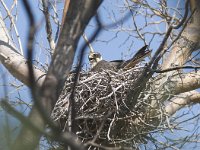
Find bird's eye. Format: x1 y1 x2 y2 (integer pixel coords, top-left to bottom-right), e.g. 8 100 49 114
89 58 94 61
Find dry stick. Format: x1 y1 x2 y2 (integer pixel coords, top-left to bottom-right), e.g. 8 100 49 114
0 0 23 55
12 1 103 150
125 0 146 45
1 100 85 150
22 0 56 130
82 32 95 53
171 0 190 30
21 1 63 146
68 13 102 139
49 1 60 42
127 0 190 106
10 0 17 12
158 0 194 69
42 0 55 52
155 65 200 73
150 0 190 69
165 8 195 55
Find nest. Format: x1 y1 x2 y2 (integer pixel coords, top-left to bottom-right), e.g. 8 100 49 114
51 64 162 148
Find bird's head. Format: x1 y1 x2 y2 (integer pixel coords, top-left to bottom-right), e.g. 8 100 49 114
88 52 102 68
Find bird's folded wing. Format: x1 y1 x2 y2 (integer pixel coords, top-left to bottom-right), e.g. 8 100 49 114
121 45 151 70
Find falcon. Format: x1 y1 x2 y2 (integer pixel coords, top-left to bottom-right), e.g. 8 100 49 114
89 45 151 72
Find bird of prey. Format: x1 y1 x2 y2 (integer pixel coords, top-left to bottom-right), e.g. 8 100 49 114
88 45 151 72
88 52 124 71
82 33 121 71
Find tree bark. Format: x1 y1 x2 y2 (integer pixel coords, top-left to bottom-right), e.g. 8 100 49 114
0 13 45 87
11 1 102 150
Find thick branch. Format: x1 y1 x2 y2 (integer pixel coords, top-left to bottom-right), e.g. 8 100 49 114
12 1 102 150
172 70 200 94
165 90 200 116
162 0 200 69
151 70 200 107
46 0 102 110
150 0 200 109
0 13 45 87
154 70 200 95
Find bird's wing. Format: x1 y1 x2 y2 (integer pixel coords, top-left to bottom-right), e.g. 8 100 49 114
121 45 151 70
109 60 124 69
91 60 116 72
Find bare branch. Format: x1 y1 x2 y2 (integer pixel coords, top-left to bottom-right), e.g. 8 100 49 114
165 90 200 116
41 0 55 53
162 0 200 69
1 100 85 150
0 0 24 55
0 13 45 87
13 1 102 149
82 32 95 53
173 70 200 94
155 65 200 73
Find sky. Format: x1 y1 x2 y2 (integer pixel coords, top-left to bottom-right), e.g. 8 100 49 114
0 0 200 149
0 0 163 99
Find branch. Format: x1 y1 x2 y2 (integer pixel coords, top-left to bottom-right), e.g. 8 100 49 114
1 100 85 150
13 1 102 150
82 32 96 53
151 70 200 105
60 0 70 31
165 90 200 116
41 0 55 52
162 0 200 69
155 65 200 73
150 0 200 109
124 0 189 106
0 13 45 87
172 70 200 94
152 0 190 70
0 0 24 55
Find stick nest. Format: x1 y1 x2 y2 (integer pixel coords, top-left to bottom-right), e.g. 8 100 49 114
51 65 159 148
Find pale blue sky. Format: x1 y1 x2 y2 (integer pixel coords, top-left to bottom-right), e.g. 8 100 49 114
1 1 199 149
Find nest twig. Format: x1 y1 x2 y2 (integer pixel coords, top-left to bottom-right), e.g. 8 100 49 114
51 64 165 148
